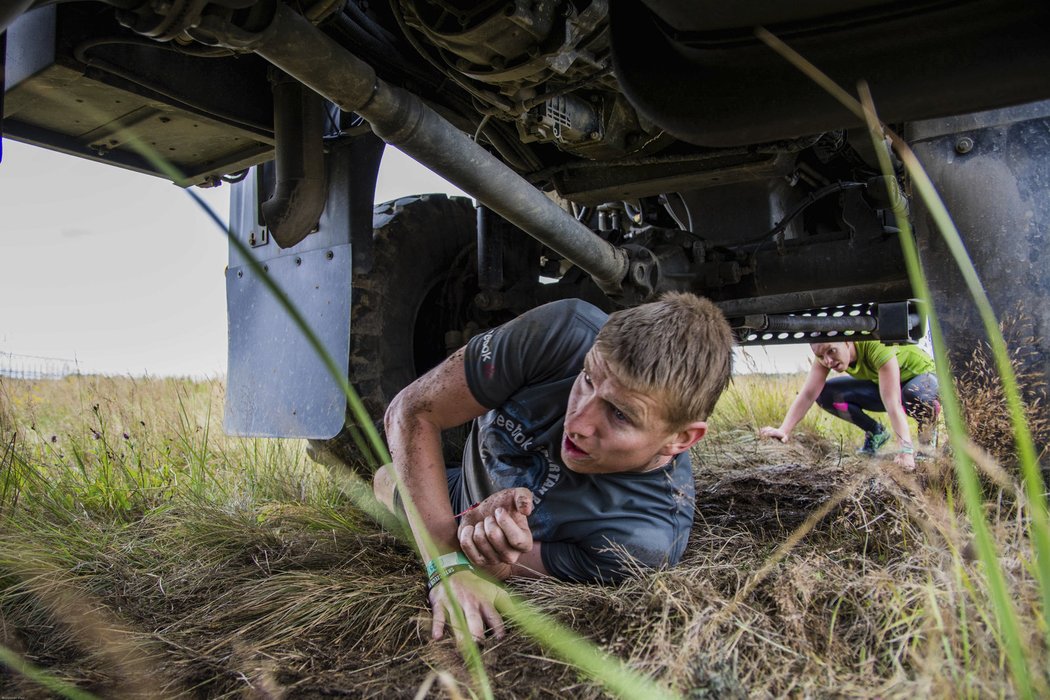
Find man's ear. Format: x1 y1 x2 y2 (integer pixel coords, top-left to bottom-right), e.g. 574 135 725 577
661 421 707 456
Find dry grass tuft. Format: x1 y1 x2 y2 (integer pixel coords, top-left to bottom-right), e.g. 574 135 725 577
0 374 1046 698
0 535 174 696
955 330 1050 467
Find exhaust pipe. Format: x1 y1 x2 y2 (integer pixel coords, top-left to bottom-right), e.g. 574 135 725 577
260 70 326 248
242 2 628 294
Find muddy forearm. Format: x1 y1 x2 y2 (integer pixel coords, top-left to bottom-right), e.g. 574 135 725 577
386 398 459 559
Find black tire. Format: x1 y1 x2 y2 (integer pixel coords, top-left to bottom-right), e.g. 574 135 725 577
307 194 481 471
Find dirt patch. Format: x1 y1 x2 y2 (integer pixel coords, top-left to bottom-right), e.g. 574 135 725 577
694 431 856 530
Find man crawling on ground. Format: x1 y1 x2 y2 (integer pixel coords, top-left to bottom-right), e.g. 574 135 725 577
373 294 734 641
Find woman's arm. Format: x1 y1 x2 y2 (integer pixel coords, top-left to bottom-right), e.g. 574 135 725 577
876 357 916 469
759 361 830 442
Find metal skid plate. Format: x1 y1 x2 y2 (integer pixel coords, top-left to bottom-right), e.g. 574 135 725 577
224 167 352 439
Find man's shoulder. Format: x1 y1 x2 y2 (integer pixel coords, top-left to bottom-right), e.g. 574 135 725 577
527 298 607 329
464 299 605 410
856 339 889 353
510 299 607 365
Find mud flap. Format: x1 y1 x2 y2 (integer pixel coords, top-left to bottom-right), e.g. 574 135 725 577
224 165 352 439
908 99 1050 396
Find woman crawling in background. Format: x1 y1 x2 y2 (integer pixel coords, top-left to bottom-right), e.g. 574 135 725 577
759 339 940 470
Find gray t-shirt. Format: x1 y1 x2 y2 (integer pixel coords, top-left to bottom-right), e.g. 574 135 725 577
459 299 695 583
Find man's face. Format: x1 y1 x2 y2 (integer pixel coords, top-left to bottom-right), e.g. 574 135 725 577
560 349 679 474
811 342 852 372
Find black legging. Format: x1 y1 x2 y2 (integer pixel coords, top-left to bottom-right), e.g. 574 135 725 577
815 373 940 434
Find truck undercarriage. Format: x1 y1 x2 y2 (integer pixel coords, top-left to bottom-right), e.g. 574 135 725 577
4 0 1049 453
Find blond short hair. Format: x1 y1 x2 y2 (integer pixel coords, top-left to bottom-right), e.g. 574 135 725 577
592 292 734 426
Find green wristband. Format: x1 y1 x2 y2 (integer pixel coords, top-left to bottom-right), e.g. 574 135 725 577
425 551 472 579
899 446 915 455
427 563 475 591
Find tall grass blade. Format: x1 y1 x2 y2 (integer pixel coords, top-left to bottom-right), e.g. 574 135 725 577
104 130 674 697
0 643 101 700
887 144 1050 648
184 182 496 700
752 26 1044 695
856 82 1034 698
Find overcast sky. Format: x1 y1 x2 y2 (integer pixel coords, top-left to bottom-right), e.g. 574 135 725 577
0 138 810 377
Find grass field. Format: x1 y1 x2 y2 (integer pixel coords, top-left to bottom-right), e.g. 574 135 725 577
0 371 1046 698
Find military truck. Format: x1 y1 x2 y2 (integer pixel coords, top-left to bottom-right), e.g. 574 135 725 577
4 0 1048 464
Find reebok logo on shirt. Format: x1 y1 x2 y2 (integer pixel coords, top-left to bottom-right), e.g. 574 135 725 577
493 412 534 450
479 330 494 363
479 330 497 378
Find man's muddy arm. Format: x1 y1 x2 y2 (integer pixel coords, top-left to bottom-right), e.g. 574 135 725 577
384 346 509 641
384 345 487 555
458 491 550 580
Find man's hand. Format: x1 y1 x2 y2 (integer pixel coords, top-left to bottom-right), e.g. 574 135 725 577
458 488 534 580
759 426 789 443
460 487 534 526
428 568 508 642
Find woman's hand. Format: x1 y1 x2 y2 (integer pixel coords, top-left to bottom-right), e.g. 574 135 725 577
759 426 789 443
894 450 916 471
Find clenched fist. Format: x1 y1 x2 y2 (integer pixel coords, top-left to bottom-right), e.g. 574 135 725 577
457 487 534 580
